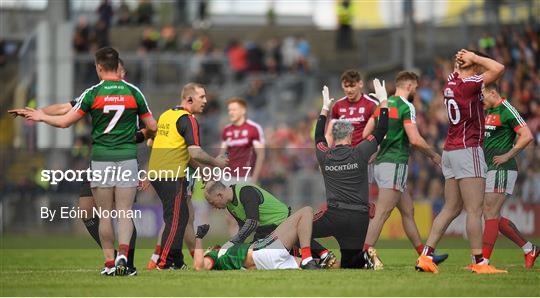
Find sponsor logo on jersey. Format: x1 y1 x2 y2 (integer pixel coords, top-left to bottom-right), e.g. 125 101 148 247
325 163 359 172
359 107 365 113
226 138 250 146
444 88 454 98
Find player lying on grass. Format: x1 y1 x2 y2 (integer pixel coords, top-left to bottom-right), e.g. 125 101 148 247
361 71 447 269
480 82 538 269
8 58 146 276
193 204 321 270
203 180 337 268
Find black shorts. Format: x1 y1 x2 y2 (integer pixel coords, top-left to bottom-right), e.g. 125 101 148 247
312 205 370 269
79 181 92 198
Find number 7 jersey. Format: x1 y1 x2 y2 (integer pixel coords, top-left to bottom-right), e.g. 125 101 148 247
443 72 485 151
72 79 152 161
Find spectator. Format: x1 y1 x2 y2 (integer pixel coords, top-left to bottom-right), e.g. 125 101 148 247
281 36 298 71
336 0 354 50
96 0 114 28
179 28 195 52
91 19 110 48
73 16 90 53
136 0 154 25
159 24 178 51
245 41 265 72
0 39 5 66
139 27 160 53
227 39 247 81
296 35 310 72
116 0 132 26
265 37 282 75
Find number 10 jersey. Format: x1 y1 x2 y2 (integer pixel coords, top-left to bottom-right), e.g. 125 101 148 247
443 72 485 151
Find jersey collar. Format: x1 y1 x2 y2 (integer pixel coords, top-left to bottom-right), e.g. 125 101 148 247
493 98 506 108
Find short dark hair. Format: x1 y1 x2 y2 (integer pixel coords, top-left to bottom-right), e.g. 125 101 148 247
118 57 124 66
395 71 419 87
469 49 491 59
95 47 119 71
484 81 499 92
340 70 362 83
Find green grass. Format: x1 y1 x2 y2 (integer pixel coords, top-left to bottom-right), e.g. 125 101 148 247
1 236 539 296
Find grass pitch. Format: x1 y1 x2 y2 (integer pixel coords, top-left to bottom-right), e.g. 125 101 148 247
1 236 539 296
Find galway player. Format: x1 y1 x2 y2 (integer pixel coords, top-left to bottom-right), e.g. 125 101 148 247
416 49 506 274
9 59 141 275
219 97 266 236
481 83 538 268
361 71 447 269
328 70 379 146
25 47 158 275
193 202 320 270
220 97 265 184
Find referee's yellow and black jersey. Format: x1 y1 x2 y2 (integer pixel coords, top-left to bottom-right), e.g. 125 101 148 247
148 107 200 180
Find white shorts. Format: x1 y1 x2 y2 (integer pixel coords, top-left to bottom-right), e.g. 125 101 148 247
90 159 139 188
374 163 408 192
252 239 299 270
442 147 487 180
485 170 518 195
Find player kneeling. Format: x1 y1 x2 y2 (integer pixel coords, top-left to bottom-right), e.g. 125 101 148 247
193 207 320 270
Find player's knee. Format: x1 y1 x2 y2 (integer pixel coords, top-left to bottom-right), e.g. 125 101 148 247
300 206 313 215
483 203 498 219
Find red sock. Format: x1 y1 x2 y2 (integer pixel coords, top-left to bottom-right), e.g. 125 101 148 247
415 244 424 255
119 244 129 258
318 249 328 258
154 245 161 255
422 245 435 256
301 247 312 260
189 249 195 257
499 217 527 247
482 218 500 259
363 243 372 251
105 260 115 268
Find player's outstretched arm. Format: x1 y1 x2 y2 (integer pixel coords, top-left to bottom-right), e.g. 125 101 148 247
25 107 82 128
404 123 441 166
251 140 265 183
493 125 533 166
9 102 73 118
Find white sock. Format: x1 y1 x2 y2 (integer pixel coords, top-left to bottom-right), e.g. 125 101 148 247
151 254 159 263
522 242 533 254
301 257 313 265
320 252 328 259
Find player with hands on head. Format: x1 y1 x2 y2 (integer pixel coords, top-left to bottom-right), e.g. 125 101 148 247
416 49 506 274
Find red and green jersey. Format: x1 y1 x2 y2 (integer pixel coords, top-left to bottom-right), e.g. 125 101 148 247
373 96 416 164
73 79 152 161
484 99 527 171
204 243 250 270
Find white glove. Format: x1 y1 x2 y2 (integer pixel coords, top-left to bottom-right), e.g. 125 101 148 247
218 241 234 258
369 79 387 102
322 85 334 111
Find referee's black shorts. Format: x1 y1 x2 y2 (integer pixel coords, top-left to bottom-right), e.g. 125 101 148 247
312 206 369 268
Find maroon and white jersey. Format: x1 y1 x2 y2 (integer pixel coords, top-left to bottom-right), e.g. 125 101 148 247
221 119 265 176
331 94 379 146
443 72 485 151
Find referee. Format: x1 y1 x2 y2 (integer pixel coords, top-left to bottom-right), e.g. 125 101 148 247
312 80 389 268
148 82 228 269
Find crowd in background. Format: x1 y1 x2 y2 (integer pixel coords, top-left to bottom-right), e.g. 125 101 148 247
14 13 540 206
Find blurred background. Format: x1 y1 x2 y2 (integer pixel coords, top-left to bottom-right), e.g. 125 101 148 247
1 0 539 243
